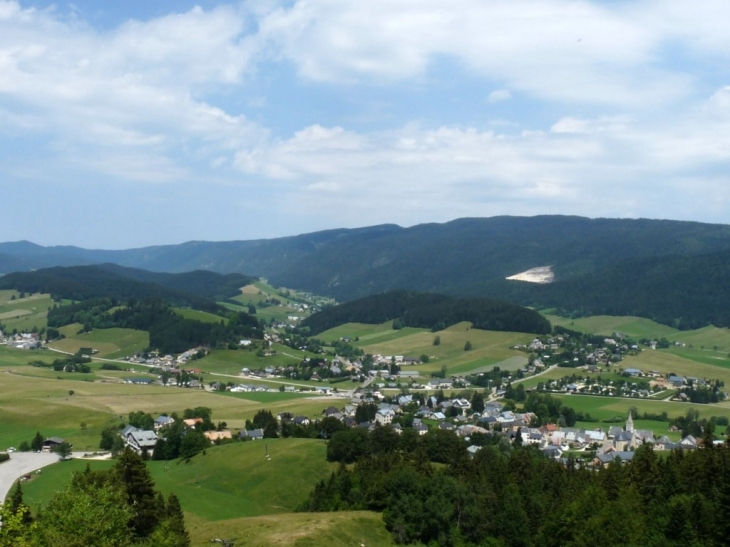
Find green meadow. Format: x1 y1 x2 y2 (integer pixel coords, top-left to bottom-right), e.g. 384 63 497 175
545 313 730 353
48 323 150 358
0 291 53 332
319 321 537 378
20 440 392 546
544 314 679 339
0 344 342 448
173 307 228 324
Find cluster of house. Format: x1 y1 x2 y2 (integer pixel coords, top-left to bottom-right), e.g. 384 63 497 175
121 416 236 455
314 389 706 467
538 366 724 401
0 331 42 350
119 414 287 454
126 348 204 369
517 335 632 368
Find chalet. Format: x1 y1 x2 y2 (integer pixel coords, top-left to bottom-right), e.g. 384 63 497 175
125 429 157 455
428 378 453 389
239 429 264 441
154 416 175 431
204 430 233 442
323 406 342 419
593 451 634 468
669 375 686 388
414 423 429 436
375 409 395 425
183 418 203 428
42 437 67 452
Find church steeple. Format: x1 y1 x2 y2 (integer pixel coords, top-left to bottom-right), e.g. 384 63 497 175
626 411 635 432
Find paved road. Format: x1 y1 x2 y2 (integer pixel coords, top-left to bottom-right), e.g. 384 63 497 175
0 452 59 503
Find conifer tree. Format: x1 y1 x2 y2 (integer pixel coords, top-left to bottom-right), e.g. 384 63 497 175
8 482 32 525
165 493 191 547
30 431 43 452
114 448 160 538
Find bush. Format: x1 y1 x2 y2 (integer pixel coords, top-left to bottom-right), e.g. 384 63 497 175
0 452 9 463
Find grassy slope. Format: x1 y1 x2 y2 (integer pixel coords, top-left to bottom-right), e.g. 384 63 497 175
22 440 392 546
195 346 359 389
173 307 227 324
353 321 533 376
0 345 339 448
546 314 730 353
0 292 53 332
48 323 149 358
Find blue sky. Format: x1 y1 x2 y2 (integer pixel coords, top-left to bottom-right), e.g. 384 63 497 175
1 0 730 248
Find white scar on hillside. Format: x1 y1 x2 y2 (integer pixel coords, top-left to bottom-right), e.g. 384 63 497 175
506 266 554 284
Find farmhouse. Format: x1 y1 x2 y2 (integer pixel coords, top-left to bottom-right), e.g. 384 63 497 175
124 428 158 455
204 430 233 442
41 437 67 452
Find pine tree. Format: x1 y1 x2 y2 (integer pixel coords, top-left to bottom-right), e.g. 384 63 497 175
114 447 160 538
165 493 191 547
30 431 43 452
8 482 32 525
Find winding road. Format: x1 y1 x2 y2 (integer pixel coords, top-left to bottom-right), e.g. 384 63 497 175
0 451 58 503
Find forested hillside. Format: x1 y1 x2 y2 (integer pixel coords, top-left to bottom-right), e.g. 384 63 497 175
495 249 730 329
0 265 253 311
301 291 551 335
304 426 730 547
4 216 730 329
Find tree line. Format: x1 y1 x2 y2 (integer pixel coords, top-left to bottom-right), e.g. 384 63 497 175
301 291 551 335
301 422 730 547
48 298 262 354
0 448 190 546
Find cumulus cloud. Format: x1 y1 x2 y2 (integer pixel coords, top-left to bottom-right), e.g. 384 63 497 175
254 0 698 107
0 1 263 182
2 0 730 244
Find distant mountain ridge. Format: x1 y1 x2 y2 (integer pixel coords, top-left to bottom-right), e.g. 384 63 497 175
3 216 730 328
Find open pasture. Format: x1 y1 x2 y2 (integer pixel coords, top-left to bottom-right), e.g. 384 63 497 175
196 346 303 374
625 350 730 385
554 393 730 424
318 321 426 346
546 313 730 357
0 355 332 449
48 324 149 358
357 322 533 376
545 314 679 339
20 440 392 546
0 345 55 367
0 292 53 332
173 307 227 324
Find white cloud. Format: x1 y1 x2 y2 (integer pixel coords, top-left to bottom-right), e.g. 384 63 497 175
0 1 264 182
254 0 699 107
487 90 512 103
3 0 730 243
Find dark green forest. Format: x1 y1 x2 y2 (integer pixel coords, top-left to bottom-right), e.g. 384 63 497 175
48 298 262 354
0 264 252 312
300 291 551 335
304 426 730 547
495 249 730 329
